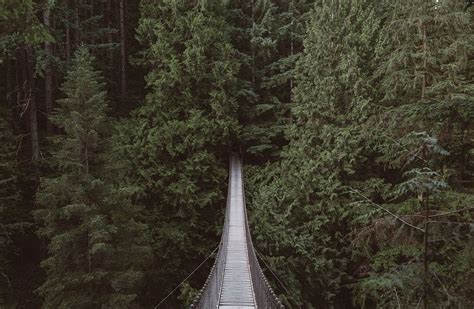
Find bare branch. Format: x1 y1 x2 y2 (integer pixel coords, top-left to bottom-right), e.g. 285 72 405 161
427 220 474 225
429 207 474 218
1 272 12 290
350 188 425 233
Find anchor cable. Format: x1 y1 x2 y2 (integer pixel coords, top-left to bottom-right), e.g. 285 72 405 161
153 245 218 308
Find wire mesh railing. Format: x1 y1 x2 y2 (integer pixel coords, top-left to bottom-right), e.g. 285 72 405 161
189 157 232 309
240 155 285 309
190 154 283 308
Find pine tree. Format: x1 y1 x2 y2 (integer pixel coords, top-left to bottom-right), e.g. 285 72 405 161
245 1 383 306
0 0 52 59
34 46 151 308
350 1 474 306
125 0 241 305
0 1 471 307
374 0 474 182
229 0 314 160
247 0 474 306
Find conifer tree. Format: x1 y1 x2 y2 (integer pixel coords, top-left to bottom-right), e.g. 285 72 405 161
350 1 474 306
35 46 151 308
246 1 383 306
374 0 474 181
248 0 474 305
128 0 240 304
230 0 314 160
0 1 472 307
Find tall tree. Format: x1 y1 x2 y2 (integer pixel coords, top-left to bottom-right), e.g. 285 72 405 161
65 0 72 63
350 0 474 306
229 0 314 161
35 47 151 308
0 0 54 160
128 0 241 305
247 0 474 307
246 0 383 306
26 46 40 160
44 0 54 133
107 0 114 66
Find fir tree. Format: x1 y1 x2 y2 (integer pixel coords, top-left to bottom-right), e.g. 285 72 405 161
0 1 472 307
230 0 314 160
247 0 474 305
374 0 474 182
246 0 383 306
351 1 474 306
35 46 151 308
128 0 241 305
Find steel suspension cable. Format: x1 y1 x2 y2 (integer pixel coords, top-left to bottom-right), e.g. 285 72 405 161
255 249 302 309
153 245 218 308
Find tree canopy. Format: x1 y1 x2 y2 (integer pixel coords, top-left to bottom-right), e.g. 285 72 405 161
0 0 472 308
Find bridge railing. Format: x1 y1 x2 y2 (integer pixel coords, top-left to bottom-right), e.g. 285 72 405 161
240 156 284 309
189 157 232 309
190 155 283 308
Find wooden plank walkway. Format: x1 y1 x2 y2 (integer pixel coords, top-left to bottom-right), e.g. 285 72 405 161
218 157 256 309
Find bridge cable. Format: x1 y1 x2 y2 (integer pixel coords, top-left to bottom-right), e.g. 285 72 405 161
255 249 303 309
153 245 219 308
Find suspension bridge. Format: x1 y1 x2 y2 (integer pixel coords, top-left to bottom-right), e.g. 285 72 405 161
190 154 284 308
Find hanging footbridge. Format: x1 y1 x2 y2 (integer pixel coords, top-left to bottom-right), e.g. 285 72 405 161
190 154 284 309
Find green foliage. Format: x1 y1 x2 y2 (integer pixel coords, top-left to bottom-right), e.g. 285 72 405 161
230 0 314 160
246 163 351 307
0 105 42 308
34 47 151 308
0 0 53 60
122 1 241 305
0 106 22 306
246 0 474 307
0 0 473 307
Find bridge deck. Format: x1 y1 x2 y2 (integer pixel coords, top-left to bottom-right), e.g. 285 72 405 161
218 157 256 308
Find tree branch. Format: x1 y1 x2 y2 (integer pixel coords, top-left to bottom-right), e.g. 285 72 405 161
350 188 425 233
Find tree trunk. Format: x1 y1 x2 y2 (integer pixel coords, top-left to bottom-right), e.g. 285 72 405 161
16 49 23 110
423 194 429 309
119 0 127 102
107 0 113 66
251 0 256 88
290 0 294 93
421 20 427 100
89 0 94 45
66 0 71 63
75 0 80 46
6 59 12 107
44 4 54 133
26 47 40 161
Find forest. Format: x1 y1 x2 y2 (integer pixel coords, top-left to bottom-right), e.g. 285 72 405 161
0 0 473 308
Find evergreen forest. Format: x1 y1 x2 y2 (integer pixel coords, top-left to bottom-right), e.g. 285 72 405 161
0 0 473 308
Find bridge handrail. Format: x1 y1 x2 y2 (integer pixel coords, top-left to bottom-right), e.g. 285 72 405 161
190 154 284 308
239 156 284 309
190 157 232 308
